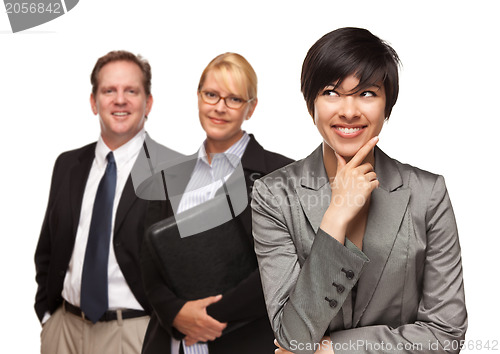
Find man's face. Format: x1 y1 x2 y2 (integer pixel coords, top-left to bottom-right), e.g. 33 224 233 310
90 60 152 150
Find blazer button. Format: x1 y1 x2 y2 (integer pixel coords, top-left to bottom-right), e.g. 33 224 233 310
332 282 345 294
342 268 355 279
324 297 337 308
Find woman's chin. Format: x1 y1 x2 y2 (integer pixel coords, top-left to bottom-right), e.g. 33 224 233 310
338 151 357 159
332 146 358 159
331 141 370 159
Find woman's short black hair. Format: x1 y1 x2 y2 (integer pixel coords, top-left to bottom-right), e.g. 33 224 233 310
301 27 401 118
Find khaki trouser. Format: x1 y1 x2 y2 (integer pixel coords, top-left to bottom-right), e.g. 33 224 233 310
40 304 149 354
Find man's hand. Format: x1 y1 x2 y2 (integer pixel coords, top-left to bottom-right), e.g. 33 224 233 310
173 295 227 345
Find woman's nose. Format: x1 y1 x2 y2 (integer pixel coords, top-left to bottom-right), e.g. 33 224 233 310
214 97 227 112
339 97 360 120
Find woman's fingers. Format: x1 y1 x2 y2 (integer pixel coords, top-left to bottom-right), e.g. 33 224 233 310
345 136 379 169
356 162 374 175
323 136 379 239
335 151 347 171
365 171 378 182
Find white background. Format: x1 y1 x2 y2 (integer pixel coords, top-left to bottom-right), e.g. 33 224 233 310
1 0 498 352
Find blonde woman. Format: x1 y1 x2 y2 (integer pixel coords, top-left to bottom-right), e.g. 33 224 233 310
141 53 292 354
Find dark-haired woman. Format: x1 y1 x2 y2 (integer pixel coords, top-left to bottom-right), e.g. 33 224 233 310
251 28 467 354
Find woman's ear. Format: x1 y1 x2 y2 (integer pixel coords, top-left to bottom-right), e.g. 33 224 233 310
245 98 258 120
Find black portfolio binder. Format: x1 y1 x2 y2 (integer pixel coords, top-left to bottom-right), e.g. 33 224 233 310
144 196 256 301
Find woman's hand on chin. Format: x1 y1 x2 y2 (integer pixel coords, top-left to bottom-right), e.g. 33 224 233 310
320 136 379 242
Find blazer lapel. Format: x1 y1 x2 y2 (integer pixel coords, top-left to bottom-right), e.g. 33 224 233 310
162 154 198 213
238 135 269 239
352 147 410 327
114 176 137 235
69 145 95 237
143 133 185 173
115 138 191 234
295 145 331 233
240 134 268 178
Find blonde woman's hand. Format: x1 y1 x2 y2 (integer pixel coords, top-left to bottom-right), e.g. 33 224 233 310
173 295 227 345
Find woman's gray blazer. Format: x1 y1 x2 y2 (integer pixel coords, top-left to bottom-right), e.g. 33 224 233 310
251 145 467 354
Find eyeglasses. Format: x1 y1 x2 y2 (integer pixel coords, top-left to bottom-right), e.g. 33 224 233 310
199 91 254 109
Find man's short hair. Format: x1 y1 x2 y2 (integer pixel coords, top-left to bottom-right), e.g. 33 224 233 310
91 50 152 97
301 27 401 119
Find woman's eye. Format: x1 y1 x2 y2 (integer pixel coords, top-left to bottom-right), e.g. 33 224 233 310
205 91 217 98
322 89 339 97
361 91 376 97
229 96 243 103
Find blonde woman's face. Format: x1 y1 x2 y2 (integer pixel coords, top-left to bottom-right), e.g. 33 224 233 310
198 70 256 148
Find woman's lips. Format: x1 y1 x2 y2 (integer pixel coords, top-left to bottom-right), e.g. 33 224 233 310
209 117 228 124
333 125 365 138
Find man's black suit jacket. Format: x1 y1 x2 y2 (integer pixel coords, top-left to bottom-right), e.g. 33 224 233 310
34 135 182 323
140 134 293 354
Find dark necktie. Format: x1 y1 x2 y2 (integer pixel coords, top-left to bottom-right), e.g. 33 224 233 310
81 152 117 323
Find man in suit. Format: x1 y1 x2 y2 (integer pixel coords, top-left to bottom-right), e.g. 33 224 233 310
34 50 182 354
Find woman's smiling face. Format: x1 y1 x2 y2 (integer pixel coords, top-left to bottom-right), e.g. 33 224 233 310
313 74 386 158
198 70 255 150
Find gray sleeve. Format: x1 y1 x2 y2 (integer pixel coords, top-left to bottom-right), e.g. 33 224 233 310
251 179 368 354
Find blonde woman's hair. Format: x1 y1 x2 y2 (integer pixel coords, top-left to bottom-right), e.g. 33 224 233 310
198 53 257 101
